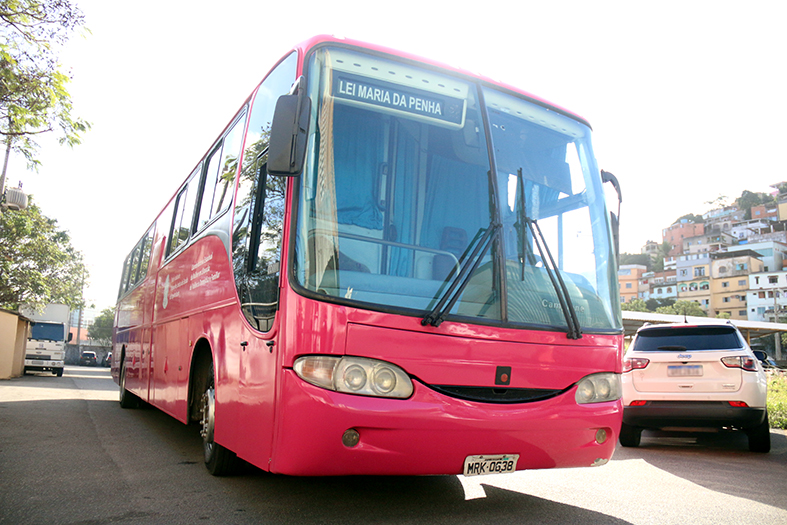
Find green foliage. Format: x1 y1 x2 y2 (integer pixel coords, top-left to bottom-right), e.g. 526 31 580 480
619 252 651 270
621 298 649 312
646 298 674 312
736 190 774 221
656 300 706 317
0 199 86 310
767 374 787 429
715 311 731 319
673 213 704 225
87 306 114 346
1 0 89 179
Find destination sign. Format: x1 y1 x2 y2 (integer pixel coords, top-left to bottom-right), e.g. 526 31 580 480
332 72 465 126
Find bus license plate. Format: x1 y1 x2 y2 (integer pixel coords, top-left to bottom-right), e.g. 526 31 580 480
668 365 703 377
463 454 519 476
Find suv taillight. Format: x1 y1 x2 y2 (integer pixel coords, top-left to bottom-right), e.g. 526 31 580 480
721 356 758 371
622 357 650 373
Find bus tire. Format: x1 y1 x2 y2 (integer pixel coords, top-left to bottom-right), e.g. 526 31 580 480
119 358 140 409
200 362 238 476
619 422 641 447
55 368 63 377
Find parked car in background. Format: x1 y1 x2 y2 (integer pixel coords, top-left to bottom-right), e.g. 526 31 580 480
621 322 770 453
79 351 97 367
102 352 112 368
752 349 784 370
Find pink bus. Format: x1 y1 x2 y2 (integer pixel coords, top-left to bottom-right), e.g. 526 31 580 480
112 35 624 477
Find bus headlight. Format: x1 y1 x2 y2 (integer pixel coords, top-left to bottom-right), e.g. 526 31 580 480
294 356 413 399
575 373 621 404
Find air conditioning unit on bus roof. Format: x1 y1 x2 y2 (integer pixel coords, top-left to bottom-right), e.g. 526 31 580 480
2 187 28 211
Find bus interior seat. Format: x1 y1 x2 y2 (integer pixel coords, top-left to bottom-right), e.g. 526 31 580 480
433 227 467 281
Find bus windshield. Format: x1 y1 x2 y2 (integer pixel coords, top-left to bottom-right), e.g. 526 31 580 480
295 46 621 333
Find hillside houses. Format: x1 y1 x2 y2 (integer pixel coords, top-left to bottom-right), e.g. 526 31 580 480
623 189 787 322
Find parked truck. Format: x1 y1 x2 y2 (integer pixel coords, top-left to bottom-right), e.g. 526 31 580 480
22 304 71 377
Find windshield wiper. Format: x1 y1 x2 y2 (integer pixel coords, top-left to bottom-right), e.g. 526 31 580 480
526 217 583 340
421 222 501 327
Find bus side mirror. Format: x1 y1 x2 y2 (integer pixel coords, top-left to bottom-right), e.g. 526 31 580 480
268 79 311 177
753 350 767 362
67 332 73 343
601 170 622 258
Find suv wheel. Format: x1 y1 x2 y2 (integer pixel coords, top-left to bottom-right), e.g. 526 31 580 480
747 415 771 453
619 422 642 447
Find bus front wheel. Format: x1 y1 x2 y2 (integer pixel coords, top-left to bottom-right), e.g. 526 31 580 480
119 358 140 409
200 363 238 476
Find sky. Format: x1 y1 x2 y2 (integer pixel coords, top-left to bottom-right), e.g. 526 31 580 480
7 0 787 312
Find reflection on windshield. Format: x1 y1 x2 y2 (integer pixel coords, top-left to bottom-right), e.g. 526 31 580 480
294 47 621 334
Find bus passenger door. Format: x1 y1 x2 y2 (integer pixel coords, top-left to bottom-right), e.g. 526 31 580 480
238 326 278 467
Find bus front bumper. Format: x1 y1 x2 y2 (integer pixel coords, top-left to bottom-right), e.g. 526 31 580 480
266 370 622 476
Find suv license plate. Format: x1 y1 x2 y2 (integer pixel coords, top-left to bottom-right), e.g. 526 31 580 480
668 365 703 377
463 454 519 476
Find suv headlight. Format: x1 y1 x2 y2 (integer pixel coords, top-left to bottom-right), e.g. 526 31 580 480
294 356 413 399
575 373 621 404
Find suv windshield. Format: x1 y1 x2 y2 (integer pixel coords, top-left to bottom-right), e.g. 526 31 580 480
293 46 621 333
632 326 744 351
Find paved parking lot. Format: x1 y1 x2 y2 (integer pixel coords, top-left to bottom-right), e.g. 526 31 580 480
1 366 786 524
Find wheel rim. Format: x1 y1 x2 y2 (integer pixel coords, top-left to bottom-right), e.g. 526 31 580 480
200 386 216 459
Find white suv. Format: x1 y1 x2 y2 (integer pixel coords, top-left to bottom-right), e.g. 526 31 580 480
621 322 770 452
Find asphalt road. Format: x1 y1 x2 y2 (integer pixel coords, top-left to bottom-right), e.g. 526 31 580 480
1 366 785 524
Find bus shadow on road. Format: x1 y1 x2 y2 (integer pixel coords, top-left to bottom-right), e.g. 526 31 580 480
222 470 632 524
123 406 632 524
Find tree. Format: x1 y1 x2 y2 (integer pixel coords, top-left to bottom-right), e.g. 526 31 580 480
621 298 649 312
656 300 706 317
0 0 90 195
88 306 114 346
673 213 704 225
735 190 774 220
619 252 651 270
0 199 86 310
646 297 674 312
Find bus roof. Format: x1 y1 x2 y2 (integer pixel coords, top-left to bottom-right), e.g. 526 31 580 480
291 34 591 129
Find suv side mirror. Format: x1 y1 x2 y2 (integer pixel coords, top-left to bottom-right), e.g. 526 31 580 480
267 77 311 177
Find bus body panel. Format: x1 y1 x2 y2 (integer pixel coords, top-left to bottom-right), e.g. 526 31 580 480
345 322 620 390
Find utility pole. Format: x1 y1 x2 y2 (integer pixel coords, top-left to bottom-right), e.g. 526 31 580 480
774 289 783 360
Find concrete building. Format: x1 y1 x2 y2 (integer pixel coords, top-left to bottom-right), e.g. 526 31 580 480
676 254 711 313
681 231 735 256
748 270 787 322
641 270 678 302
703 206 743 233
0 309 32 379
710 250 763 319
662 221 704 257
726 241 787 272
619 264 648 305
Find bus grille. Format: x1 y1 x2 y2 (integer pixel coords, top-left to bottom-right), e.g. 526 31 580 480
427 384 565 404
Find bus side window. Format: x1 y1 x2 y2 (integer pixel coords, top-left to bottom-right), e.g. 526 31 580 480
167 166 200 257
197 113 247 231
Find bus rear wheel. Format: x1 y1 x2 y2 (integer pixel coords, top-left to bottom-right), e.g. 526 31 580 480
200 363 239 476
